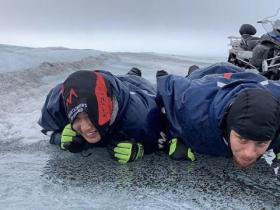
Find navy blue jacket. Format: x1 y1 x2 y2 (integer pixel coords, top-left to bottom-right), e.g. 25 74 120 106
39 70 161 154
157 63 280 157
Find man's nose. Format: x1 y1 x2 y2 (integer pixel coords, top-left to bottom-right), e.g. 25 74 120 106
243 143 258 159
80 119 91 131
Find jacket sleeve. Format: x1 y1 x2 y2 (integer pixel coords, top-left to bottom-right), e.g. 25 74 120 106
38 84 69 144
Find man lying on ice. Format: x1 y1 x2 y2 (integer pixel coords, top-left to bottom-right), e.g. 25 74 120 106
39 68 166 164
157 63 280 168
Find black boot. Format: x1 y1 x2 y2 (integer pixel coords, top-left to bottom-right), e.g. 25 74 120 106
156 70 168 78
127 67 142 77
186 65 199 77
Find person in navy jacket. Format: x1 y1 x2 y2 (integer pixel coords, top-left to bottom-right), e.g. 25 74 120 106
157 63 280 168
39 68 165 164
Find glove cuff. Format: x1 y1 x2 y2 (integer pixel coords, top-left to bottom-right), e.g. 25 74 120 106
50 132 61 145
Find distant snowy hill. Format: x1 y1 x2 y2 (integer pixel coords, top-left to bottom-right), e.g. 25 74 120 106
0 44 105 72
0 44 225 73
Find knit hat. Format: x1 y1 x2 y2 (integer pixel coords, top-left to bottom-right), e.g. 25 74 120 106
62 70 113 137
226 89 280 141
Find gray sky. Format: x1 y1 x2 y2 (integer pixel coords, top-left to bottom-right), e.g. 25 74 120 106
0 0 279 56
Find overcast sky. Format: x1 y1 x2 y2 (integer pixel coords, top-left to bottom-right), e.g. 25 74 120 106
0 0 279 56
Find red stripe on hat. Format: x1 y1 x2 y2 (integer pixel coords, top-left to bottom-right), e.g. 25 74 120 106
94 72 113 125
224 73 232 79
66 88 78 107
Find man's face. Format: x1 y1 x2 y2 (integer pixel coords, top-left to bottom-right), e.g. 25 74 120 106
229 129 271 168
72 112 101 144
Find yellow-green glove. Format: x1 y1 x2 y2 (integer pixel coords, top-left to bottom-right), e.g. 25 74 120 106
113 142 144 164
61 124 86 153
169 138 196 161
273 147 280 161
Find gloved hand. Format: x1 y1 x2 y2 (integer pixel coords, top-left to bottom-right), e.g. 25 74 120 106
273 147 280 161
61 124 86 153
169 138 196 161
112 141 144 164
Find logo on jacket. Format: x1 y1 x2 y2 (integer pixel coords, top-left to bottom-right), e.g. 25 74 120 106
223 73 232 79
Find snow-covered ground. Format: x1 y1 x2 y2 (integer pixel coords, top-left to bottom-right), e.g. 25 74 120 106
0 44 279 210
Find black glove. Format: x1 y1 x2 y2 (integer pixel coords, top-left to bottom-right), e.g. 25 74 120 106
168 138 196 161
108 140 144 164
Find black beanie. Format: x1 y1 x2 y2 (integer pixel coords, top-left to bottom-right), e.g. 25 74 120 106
226 89 280 141
62 70 113 137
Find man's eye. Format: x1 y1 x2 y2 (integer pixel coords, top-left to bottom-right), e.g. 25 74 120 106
239 137 247 143
257 141 270 145
73 117 81 124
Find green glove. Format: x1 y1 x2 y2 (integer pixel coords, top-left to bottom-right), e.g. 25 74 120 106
169 138 196 161
61 124 86 153
277 153 280 160
273 147 280 161
113 142 144 164
61 124 77 150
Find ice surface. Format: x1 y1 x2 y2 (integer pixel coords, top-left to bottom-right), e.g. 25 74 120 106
0 45 279 210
